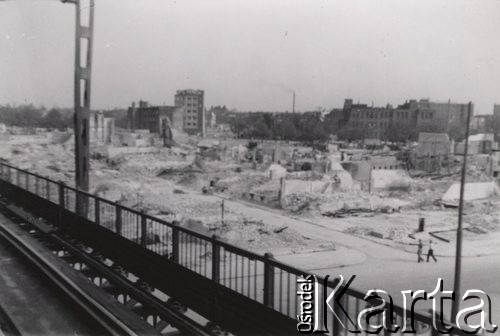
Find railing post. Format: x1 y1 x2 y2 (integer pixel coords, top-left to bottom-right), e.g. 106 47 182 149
35 176 39 196
25 172 29 190
140 211 147 247
58 181 65 209
263 252 275 309
16 170 20 186
211 235 220 282
94 198 100 225
46 179 50 200
115 206 122 235
58 181 65 227
171 223 179 263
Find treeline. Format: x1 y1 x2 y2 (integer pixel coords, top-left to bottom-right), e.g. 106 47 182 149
0 105 72 130
229 112 330 144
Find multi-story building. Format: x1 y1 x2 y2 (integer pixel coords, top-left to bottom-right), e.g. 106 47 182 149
414 99 471 133
471 115 493 132
336 99 417 139
328 98 473 140
174 89 205 135
127 100 183 134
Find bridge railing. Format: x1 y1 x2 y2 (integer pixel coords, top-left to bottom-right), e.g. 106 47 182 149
0 162 468 335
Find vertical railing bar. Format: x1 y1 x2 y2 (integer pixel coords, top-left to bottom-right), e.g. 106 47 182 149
234 255 238 291
204 240 207 276
222 249 226 286
229 252 233 289
253 260 257 301
94 198 101 225
279 270 283 313
247 258 251 296
140 211 147 247
287 272 291 316
240 257 244 294
211 235 220 282
196 238 200 273
116 206 122 235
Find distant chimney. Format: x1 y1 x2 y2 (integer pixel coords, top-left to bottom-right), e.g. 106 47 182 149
292 91 296 113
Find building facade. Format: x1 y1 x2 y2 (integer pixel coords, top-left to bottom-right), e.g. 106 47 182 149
174 89 205 135
127 100 183 134
329 98 473 140
414 99 471 133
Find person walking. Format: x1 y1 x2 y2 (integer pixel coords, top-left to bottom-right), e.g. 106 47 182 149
417 239 424 263
427 239 437 262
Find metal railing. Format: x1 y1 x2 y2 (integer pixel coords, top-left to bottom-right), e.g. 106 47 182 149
0 162 468 335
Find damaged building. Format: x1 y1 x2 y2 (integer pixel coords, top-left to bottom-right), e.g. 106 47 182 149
89 111 115 145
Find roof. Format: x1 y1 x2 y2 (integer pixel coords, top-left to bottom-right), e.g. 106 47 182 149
417 132 450 143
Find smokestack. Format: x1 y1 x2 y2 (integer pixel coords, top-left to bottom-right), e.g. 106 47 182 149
292 91 296 113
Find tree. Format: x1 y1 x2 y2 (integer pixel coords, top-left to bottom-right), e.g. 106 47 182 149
42 108 66 130
447 122 467 142
0 104 44 127
275 118 297 140
337 125 365 141
385 123 417 142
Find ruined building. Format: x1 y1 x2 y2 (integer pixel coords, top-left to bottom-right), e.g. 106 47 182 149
89 111 115 144
127 100 183 134
127 89 205 137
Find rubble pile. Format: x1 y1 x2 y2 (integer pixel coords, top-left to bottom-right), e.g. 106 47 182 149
213 218 324 252
3 132 500 255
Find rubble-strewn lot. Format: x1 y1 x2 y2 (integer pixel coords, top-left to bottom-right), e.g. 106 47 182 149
2 133 499 257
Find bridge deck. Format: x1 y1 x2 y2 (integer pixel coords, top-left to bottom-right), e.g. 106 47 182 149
0 217 106 335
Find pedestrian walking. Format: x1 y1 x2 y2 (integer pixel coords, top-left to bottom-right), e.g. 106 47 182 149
417 239 424 263
427 239 437 262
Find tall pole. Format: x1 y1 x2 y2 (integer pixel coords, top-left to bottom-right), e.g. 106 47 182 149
452 101 472 320
73 0 94 214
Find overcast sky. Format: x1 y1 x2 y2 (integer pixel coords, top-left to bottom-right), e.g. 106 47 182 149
1 0 499 114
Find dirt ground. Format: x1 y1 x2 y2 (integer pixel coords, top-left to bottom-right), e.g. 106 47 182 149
2 134 499 257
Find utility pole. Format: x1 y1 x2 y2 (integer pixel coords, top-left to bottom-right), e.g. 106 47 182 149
72 0 95 215
451 101 472 320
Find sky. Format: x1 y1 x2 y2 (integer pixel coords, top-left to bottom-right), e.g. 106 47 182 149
1 0 500 114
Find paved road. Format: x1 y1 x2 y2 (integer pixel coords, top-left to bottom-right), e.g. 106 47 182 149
216 196 500 325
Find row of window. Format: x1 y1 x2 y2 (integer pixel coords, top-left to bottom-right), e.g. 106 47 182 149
351 121 391 128
352 110 411 119
421 111 435 119
395 111 410 119
352 110 392 119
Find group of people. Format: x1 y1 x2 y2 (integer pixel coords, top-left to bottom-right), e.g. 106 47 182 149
417 239 437 263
